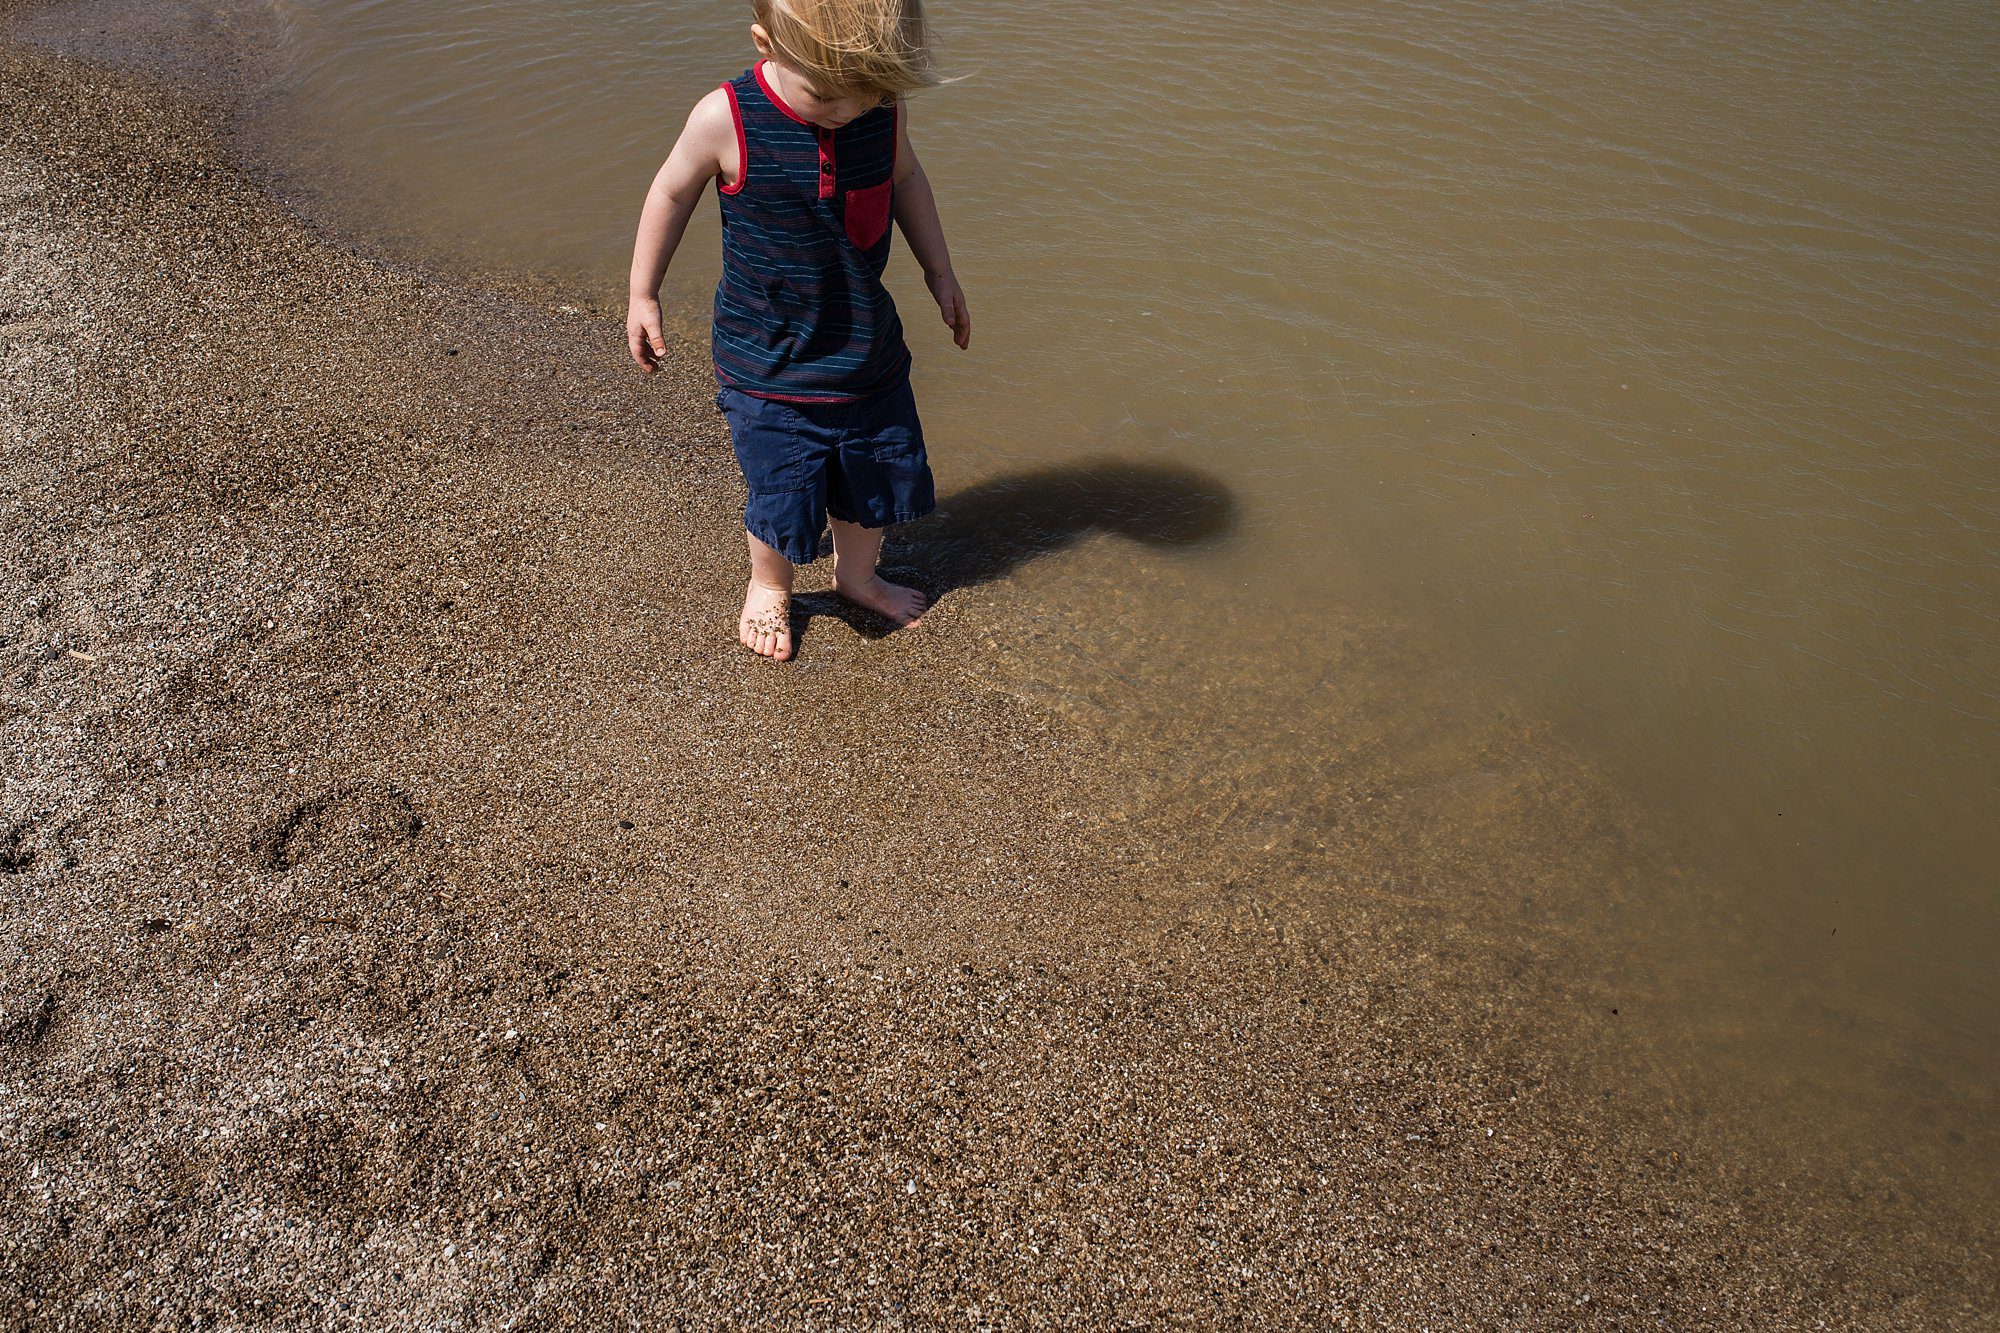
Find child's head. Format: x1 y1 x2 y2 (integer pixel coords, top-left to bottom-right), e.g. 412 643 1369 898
750 0 939 112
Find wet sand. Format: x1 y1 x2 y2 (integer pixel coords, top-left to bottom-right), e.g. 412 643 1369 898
1 6 1991 1327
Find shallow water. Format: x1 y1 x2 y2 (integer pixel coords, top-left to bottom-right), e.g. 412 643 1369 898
46 0 2000 1219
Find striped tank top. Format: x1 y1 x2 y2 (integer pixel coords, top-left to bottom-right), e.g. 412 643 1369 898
713 63 910 403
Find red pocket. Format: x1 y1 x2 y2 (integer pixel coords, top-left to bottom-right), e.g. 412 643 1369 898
843 179 893 250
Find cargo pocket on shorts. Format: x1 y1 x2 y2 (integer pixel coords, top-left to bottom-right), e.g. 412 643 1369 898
843 179 893 251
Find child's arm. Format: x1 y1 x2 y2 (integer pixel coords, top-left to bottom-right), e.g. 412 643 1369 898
891 107 970 350
627 90 737 372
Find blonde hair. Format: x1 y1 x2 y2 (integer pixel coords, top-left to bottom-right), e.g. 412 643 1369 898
753 0 941 98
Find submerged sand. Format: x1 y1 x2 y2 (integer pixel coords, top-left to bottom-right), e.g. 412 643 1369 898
1 5 1991 1327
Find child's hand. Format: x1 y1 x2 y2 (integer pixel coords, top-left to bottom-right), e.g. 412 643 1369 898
627 296 668 373
926 269 971 350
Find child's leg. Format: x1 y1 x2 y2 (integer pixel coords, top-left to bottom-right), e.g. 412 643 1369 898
740 530 796 660
829 517 926 626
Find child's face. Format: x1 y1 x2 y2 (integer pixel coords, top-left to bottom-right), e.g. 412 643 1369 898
781 70 888 129
750 24 888 129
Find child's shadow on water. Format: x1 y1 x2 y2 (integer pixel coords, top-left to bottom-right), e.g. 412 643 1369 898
793 457 1238 646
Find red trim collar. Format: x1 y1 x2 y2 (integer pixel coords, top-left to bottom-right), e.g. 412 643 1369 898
754 61 814 127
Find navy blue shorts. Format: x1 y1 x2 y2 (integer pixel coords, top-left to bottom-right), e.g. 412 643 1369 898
715 380 937 565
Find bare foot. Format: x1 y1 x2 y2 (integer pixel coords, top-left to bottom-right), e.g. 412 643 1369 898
833 571 927 627
738 580 794 660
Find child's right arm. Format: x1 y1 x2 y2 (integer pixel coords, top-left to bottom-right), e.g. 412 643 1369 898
627 89 737 373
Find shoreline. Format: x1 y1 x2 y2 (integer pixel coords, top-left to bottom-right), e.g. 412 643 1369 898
2 4 1992 1326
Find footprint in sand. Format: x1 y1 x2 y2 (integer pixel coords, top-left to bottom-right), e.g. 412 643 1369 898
251 783 424 871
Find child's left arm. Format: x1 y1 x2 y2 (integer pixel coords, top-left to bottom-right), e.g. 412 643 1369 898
892 107 970 350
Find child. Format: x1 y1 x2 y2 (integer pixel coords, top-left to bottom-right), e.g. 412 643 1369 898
626 0 971 662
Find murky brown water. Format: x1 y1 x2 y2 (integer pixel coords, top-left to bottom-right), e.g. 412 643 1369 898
38 0 2000 1229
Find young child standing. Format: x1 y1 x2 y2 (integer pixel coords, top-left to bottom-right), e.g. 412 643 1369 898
627 0 970 662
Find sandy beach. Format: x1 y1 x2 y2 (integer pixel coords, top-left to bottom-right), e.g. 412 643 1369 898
2 3 1992 1326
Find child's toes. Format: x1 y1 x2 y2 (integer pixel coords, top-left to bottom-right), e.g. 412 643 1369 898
741 620 777 659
